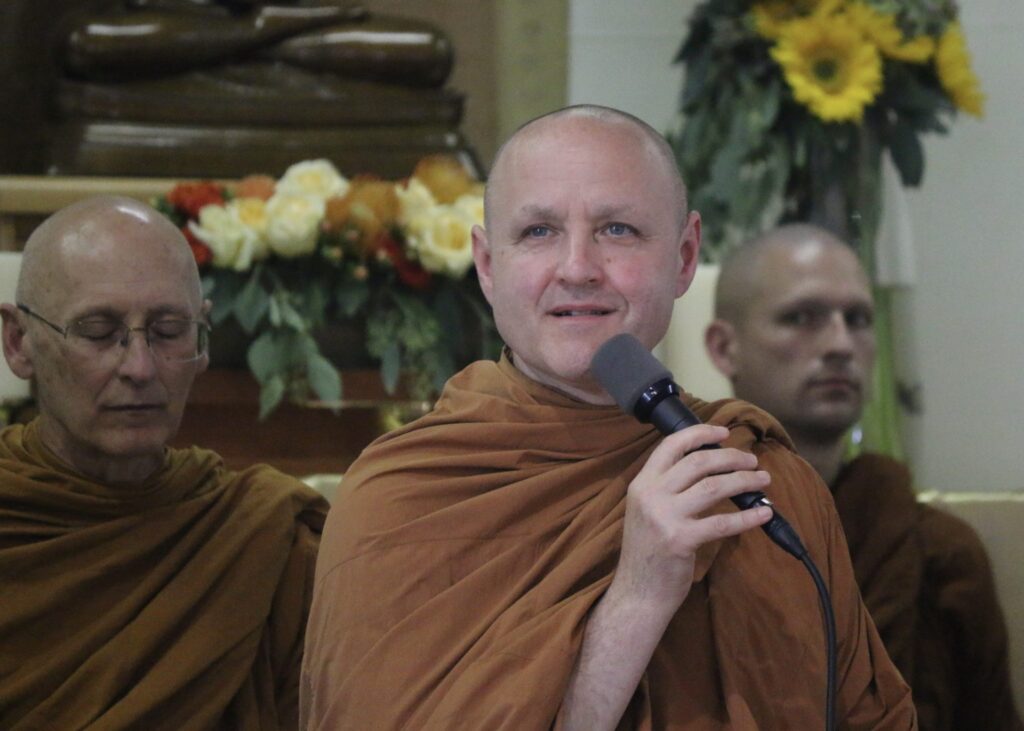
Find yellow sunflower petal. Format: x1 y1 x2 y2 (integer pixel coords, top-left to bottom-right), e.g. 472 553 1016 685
846 3 934 63
751 0 839 39
936 21 985 117
771 14 883 123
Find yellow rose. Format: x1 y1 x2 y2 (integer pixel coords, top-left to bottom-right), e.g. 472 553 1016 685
395 178 438 226
228 197 271 261
189 203 261 271
276 159 349 201
264 193 325 258
405 204 475 278
452 193 484 227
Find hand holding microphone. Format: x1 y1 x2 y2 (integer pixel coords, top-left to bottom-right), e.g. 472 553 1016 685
590 334 808 563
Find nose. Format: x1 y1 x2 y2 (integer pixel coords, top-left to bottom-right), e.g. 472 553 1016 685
555 228 604 286
822 311 855 359
115 328 159 381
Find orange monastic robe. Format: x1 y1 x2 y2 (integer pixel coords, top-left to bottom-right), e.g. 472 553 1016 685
0 420 328 730
303 356 915 729
833 454 1023 731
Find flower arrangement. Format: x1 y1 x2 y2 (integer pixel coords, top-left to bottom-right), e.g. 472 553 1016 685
156 156 500 417
670 0 984 261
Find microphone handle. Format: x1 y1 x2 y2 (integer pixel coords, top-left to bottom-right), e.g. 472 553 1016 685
648 393 807 558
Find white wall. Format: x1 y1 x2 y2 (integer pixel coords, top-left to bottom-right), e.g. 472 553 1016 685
568 0 1024 492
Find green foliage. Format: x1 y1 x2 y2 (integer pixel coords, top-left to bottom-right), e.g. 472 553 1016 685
669 1 968 262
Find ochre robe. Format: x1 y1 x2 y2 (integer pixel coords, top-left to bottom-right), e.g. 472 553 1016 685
0 420 328 730
303 356 915 729
833 454 1023 731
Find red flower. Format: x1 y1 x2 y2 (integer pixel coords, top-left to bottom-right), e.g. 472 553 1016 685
181 225 213 267
379 234 432 291
168 181 226 219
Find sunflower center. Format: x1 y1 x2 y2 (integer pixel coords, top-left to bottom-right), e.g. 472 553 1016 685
812 57 844 90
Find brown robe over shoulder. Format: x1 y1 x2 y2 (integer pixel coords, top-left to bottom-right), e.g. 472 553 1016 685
303 357 915 729
0 419 328 730
832 454 1023 731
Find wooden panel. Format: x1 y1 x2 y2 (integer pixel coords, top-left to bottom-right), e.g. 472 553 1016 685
171 369 427 478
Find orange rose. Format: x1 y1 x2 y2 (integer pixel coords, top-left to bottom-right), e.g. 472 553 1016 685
234 174 276 201
167 181 226 219
410 155 479 205
324 177 401 256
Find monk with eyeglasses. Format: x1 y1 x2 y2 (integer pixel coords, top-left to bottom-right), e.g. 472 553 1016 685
0 196 328 730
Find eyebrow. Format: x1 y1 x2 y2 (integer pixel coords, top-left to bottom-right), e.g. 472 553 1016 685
511 203 640 222
70 304 194 321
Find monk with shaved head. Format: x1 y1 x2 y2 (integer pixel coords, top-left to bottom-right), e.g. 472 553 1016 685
302 106 915 729
0 196 328 729
706 223 1022 731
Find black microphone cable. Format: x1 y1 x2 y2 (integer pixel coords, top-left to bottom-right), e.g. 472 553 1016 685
592 334 836 731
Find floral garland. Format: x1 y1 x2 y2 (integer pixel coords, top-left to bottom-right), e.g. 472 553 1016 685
156 156 500 417
670 0 984 261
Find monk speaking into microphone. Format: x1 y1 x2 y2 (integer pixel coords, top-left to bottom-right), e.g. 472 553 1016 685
302 105 916 729
0 197 328 729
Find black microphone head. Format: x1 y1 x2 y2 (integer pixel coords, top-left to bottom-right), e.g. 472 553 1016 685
590 333 674 414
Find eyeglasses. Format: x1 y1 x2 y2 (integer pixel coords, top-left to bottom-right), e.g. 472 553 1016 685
17 303 210 363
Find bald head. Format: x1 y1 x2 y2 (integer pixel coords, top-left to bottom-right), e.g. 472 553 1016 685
484 105 688 233
714 224 867 325
705 222 876 447
18 196 202 314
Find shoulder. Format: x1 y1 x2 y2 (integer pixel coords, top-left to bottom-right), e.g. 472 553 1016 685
916 502 993 575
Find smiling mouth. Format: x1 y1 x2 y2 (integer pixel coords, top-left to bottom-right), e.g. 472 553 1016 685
551 309 614 317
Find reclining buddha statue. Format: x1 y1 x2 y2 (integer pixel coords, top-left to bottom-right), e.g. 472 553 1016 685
43 0 476 178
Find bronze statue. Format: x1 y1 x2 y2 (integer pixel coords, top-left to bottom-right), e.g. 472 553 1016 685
29 0 477 178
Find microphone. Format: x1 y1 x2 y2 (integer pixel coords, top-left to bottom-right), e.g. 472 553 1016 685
590 333 806 559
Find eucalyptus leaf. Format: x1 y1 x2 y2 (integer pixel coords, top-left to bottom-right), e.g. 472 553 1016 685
258 375 286 421
234 271 270 333
247 330 287 384
380 341 401 394
336 280 370 318
306 353 341 404
278 298 308 332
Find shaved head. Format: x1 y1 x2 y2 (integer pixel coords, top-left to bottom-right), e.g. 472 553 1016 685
714 224 865 325
18 196 202 315
3 195 209 484
485 105 689 234
705 223 875 449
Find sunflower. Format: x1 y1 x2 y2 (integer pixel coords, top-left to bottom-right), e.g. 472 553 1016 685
935 21 985 117
771 14 883 122
845 3 934 63
750 0 841 39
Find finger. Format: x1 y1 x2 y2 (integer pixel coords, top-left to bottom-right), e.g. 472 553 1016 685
662 444 760 491
687 505 774 546
642 424 731 474
673 468 772 515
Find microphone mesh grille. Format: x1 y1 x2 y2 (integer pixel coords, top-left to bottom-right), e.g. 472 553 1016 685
590 334 673 413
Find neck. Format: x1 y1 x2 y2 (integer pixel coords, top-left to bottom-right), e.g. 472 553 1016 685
788 430 848 488
37 417 164 486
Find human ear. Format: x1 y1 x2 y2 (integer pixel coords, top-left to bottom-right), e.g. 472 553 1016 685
674 211 702 297
0 304 35 380
704 318 739 380
471 225 495 306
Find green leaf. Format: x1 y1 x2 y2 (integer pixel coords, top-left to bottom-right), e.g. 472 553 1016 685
258 375 286 420
234 270 270 333
380 341 401 394
278 297 308 332
888 122 925 186
247 331 287 384
306 353 342 403
336 279 370 318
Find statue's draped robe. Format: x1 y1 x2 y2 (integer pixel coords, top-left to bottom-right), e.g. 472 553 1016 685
303 356 915 729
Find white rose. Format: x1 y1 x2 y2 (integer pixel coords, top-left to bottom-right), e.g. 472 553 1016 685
189 203 260 271
452 193 484 227
264 193 325 258
227 197 271 261
276 159 349 201
405 204 475 278
395 178 438 226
